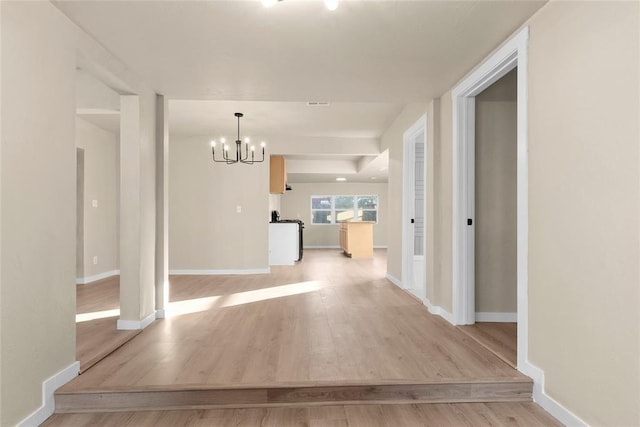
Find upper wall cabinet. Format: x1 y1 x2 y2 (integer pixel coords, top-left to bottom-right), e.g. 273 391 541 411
270 155 287 194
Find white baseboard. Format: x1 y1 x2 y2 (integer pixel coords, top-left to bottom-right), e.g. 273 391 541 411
424 297 455 325
475 312 517 322
117 312 156 330
385 273 402 287
304 245 387 249
385 273 455 325
76 269 120 285
169 268 270 275
520 361 588 427
17 361 80 427
155 308 166 319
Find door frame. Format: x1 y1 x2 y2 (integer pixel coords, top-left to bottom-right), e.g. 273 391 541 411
451 27 529 369
402 114 428 299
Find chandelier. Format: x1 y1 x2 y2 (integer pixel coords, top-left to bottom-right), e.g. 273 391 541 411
211 113 265 165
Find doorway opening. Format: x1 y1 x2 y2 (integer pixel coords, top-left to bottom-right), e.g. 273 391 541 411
459 68 518 367
402 114 427 301
451 27 529 371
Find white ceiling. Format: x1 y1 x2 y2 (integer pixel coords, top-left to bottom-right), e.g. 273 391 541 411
61 0 546 183
168 100 403 138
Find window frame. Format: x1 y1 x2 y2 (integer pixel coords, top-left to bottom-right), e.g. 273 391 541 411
310 195 379 225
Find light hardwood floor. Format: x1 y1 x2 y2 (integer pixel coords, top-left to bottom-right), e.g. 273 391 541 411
52 250 560 425
76 276 140 373
64 250 522 390
43 402 562 426
458 322 517 368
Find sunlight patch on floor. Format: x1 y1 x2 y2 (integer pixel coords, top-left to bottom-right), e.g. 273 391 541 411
167 280 325 316
76 308 120 323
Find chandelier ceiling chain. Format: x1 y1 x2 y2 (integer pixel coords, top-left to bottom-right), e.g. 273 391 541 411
211 113 266 165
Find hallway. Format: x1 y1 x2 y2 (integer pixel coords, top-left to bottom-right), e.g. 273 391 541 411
48 250 560 424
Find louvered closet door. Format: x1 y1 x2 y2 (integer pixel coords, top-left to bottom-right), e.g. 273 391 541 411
411 133 426 299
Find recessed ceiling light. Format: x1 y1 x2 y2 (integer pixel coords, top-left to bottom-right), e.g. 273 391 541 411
370 177 377 180
336 177 347 182
324 0 339 11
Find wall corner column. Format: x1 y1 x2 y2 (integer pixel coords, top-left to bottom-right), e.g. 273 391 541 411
154 94 169 318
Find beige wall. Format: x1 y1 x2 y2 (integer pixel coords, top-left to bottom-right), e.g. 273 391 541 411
434 92 453 312
1 2 77 425
75 117 119 279
526 2 639 425
474 69 517 313
280 182 388 248
423 1 640 425
169 136 269 270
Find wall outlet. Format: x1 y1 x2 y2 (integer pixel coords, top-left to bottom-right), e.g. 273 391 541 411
92 199 98 208
93 256 98 265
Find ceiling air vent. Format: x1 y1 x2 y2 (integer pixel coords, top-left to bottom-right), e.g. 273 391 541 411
306 102 330 107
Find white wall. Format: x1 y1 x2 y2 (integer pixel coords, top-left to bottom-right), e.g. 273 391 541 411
280 182 388 248
75 117 118 280
169 136 269 271
1 3 77 425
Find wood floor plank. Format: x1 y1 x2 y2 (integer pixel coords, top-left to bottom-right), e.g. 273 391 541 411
44 402 561 426
76 276 141 373
65 251 525 392
57 250 549 420
458 322 517 368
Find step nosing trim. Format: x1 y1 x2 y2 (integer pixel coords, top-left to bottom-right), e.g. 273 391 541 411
56 378 533 395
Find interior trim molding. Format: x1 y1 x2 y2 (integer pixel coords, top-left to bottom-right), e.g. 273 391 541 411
451 26 530 372
169 268 270 276
117 312 156 331
75 269 120 285
304 245 340 249
385 273 402 287
475 312 517 322
386 273 455 325
16 361 80 427
423 297 455 325
521 361 588 427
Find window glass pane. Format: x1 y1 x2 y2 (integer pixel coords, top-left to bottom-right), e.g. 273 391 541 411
357 196 378 209
311 196 331 210
336 210 355 222
335 196 355 209
312 210 332 224
362 211 377 222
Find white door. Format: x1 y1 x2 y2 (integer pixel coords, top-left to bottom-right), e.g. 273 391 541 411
402 116 427 300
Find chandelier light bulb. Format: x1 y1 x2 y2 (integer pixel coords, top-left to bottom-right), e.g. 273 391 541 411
324 0 339 11
211 112 266 165
261 141 266 148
